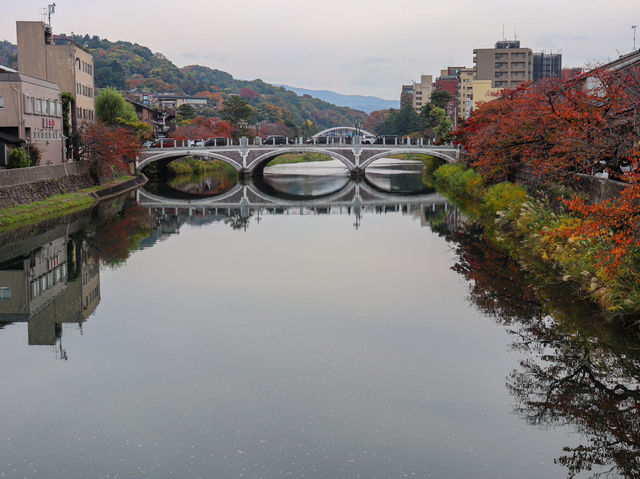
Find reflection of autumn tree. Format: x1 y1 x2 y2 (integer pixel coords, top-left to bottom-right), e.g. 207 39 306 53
422 209 640 478
508 332 640 479
449 223 541 324
87 206 155 266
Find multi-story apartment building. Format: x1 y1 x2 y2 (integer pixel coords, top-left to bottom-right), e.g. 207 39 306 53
16 21 95 132
435 67 464 121
473 40 533 89
412 75 433 113
533 52 562 82
0 65 64 165
457 68 474 120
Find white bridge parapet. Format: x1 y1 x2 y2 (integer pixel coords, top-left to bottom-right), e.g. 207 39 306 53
137 136 461 174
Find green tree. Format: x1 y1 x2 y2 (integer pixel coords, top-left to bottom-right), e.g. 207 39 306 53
430 90 453 109
219 95 253 125
177 103 196 123
432 106 453 140
95 88 137 126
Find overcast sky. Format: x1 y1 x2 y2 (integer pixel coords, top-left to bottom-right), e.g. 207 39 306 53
3 0 639 99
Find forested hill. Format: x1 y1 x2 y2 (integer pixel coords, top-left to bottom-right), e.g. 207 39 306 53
0 35 367 130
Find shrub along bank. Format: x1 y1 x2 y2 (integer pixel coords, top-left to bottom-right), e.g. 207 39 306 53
428 161 640 320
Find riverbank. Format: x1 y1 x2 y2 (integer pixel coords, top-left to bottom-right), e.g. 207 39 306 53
0 175 146 233
426 160 640 320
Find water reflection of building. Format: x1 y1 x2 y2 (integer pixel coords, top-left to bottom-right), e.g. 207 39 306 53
411 202 466 233
0 235 100 355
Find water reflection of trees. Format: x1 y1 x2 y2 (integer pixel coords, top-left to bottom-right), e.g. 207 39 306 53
86 200 156 267
422 205 640 478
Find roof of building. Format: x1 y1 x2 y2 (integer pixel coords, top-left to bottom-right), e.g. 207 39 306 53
0 130 26 145
0 64 61 90
601 49 640 72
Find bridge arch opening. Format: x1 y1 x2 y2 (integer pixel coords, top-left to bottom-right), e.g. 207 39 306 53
137 151 243 175
359 149 456 170
248 148 353 175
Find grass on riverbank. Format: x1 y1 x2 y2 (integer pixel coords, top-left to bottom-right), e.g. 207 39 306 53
0 192 96 232
428 160 640 319
0 176 139 233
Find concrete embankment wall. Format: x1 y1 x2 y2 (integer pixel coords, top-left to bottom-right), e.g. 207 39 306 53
574 174 629 203
0 162 95 209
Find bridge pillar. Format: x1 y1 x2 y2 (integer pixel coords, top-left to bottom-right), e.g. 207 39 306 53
239 168 252 180
350 167 365 179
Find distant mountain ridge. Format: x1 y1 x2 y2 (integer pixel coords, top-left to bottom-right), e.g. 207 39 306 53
278 85 398 114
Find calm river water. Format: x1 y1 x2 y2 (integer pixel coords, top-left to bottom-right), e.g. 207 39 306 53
0 160 638 478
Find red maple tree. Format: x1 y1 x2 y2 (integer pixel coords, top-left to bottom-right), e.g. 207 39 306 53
80 121 141 180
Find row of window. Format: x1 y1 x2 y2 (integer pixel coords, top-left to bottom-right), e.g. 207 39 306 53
495 52 528 59
76 82 94 98
85 286 100 308
495 71 528 79
82 263 100 286
33 130 62 141
24 95 63 117
31 263 67 299
76 59 93 76
0 287 10 301
77 107 95 121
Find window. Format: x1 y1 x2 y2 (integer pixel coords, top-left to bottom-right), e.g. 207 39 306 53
35 99 42 114
0 96 3 109
0 287 10 301
24 95 33 114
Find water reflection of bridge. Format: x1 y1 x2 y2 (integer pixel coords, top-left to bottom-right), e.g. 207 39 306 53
137 178 449 218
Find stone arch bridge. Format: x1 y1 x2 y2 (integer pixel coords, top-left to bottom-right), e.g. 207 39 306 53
137 137 461 177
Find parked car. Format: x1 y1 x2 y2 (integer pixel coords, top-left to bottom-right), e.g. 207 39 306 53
204 137 228 147
263 135 288 145
305 136 328 144
151 138 175 148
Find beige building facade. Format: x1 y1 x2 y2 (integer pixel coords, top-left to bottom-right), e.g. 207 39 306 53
471 80 502 110
473 40 533 89
17 21 95 127
457 68 474 120
0 65 64 165
412 75 433 113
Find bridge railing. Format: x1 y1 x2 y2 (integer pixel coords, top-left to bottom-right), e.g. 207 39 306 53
144 136 460 150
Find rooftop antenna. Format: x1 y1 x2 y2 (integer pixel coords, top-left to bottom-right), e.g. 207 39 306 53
502 24 505 41
40 3 56 27
633 25 638 51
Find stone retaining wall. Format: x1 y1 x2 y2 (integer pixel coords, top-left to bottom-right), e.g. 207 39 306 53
0 161 92 187
0 174 95 209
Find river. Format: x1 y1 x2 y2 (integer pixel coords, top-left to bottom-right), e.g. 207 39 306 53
0 160 638 478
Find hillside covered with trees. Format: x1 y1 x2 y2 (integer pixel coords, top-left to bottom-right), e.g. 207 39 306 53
0 35 367 132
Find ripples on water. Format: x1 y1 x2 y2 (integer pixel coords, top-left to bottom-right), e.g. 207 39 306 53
0 160 638 478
